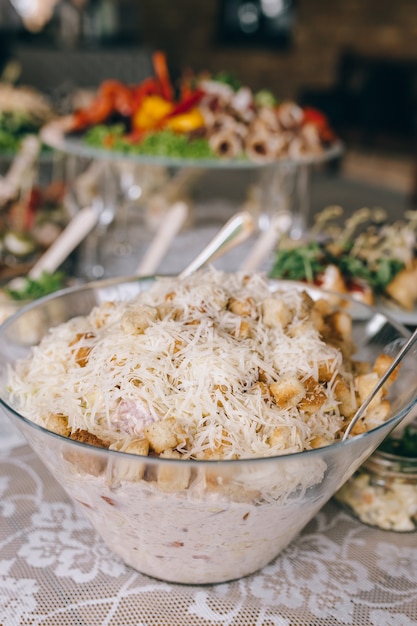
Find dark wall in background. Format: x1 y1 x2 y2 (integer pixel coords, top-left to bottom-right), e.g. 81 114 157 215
138 0 417 99
6 0 417 101
5 0 417 151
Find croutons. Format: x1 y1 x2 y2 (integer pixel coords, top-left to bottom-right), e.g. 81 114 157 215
157 449 191 491
262 297 292 328
144 417 179 454
228 297 255 317
66 429 110 476
372 353 398 389
356 372 383 410
333 375 357 418
120 304 159 334
270 374 306 409
385 259 417 311
45 413 71 437
69 332 95 367
110 438 150 482
299 377 327 414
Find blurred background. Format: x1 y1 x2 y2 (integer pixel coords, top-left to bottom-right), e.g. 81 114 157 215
1 0 417 285
1 0 416 200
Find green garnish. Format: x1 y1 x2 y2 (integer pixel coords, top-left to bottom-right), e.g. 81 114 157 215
85 125 217 160
379 424 417 458
269 207 416 298
84 123 125 148
6 271 66 301
269 242 326 283
0 111 42 153
336 253 404 293
213 72 242 91
127 130 216 160
254 89 278 108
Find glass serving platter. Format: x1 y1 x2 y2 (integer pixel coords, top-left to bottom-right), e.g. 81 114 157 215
40 118 344 170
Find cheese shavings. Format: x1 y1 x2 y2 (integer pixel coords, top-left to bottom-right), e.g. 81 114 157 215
8 268 377 460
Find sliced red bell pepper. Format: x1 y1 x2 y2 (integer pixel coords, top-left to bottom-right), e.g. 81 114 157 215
70 97 115 131
70 109 93 132
130 78 161 113
178 69 198 100
152 51 174 102
302 107 328 126
97 80 135 117
163 89 205 119
23 187 42 231
302 106 336 142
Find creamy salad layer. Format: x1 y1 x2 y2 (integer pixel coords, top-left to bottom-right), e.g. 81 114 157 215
61 464 326 584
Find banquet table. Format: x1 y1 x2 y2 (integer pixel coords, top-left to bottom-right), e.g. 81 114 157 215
1 208 417 626
1 412 417 626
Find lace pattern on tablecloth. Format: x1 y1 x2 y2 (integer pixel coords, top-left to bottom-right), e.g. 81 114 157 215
1 442 416 626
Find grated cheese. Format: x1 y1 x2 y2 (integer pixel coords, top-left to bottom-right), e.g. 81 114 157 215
8 268 354 460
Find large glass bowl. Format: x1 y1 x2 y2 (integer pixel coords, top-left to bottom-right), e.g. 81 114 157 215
0 275 416 585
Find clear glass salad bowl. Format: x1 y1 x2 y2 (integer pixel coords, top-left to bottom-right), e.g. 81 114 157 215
0 275 416 585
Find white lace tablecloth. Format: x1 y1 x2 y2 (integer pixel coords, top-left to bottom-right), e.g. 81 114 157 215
1 415 416 626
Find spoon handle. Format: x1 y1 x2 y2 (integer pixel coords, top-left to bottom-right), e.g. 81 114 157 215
343 326 417 441
135 201 188 276
179 211 255 279
239 211 291 271
28 205 99 280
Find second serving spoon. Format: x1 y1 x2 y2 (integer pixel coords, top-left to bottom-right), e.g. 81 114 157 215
179 210 255 279
343 326 417 441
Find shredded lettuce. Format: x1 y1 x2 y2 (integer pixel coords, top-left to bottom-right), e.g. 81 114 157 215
84 125 217 160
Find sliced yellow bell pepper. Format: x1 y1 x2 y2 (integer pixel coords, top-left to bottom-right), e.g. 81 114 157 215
133 95 174 130
164 108 205 133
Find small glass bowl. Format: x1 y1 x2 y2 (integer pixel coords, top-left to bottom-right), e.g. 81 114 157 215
335 420 417 532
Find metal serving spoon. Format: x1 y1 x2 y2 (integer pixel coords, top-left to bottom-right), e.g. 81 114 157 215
343 326 417 441
178 210 255 279
239 211 292 271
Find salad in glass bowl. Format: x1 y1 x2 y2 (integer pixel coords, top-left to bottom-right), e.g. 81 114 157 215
0 268 416 584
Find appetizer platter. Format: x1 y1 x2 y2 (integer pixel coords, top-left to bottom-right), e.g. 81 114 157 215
0 132 72 322
41 51 342 169
0 133 69 279
269 205 417 324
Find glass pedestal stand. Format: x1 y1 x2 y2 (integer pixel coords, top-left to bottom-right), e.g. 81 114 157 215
41 125 343 280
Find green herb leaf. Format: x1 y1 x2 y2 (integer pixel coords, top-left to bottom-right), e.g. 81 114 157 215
254 90 278 108
6 271 66 301
269 242 326 282
213 72 242 91
379 424 417 458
